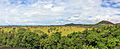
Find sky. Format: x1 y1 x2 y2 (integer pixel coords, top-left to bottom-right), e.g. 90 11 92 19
0 0 120 25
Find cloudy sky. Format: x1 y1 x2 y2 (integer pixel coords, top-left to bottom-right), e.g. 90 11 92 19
0 0 120 25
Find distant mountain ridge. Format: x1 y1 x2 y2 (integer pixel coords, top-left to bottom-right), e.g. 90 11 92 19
0 20 117 26
65 20 115 26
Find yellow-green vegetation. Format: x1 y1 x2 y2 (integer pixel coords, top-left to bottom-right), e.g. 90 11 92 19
0 21 120 49
0 25 120 49
0 26 88 36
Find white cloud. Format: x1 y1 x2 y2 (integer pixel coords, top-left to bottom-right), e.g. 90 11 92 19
61 0 120 24
51 6 65 12
43 4 53 9
0 0 120 25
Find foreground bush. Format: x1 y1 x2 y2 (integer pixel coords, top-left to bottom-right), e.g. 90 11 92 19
0 25 120 49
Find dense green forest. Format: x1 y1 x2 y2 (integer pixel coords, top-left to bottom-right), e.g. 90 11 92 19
0 24 120 49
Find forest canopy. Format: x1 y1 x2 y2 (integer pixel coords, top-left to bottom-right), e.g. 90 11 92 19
0 24 120 49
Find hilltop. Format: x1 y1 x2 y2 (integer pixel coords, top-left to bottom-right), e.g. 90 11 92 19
65 20 114 26
96 20 114 25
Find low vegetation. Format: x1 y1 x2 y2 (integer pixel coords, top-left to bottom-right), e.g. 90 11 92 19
0 21 120 49
0 26 86 36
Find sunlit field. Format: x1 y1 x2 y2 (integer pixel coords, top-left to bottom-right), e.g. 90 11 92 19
0 26 88 36
0 24 120 49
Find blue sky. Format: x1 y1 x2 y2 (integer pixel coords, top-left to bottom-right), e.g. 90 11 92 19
0 0 120 25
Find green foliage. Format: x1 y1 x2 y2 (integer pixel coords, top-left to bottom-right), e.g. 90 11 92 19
0 25 120 49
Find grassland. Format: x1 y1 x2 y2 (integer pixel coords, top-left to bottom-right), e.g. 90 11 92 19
0 26 90 36
0 21 119 49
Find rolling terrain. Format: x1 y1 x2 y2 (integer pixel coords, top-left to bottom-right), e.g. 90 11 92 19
0 20 114 36
0 20 120 49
